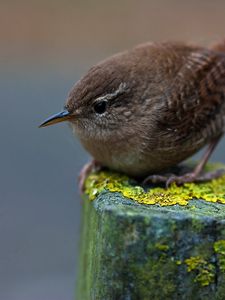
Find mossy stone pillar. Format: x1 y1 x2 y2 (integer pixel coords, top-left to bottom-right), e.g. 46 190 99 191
77 164 225 300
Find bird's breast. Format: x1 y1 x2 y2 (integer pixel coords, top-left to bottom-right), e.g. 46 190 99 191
80 134 144 175
78 132 210 178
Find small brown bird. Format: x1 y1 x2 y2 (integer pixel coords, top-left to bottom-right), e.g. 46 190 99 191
40 41 225 190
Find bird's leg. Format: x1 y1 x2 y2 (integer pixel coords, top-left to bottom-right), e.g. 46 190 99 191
78 159 101 193
143 135 224 187
166 136 224 187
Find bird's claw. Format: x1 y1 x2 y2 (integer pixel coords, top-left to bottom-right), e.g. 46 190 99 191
165 173 196 187
143 169 225 188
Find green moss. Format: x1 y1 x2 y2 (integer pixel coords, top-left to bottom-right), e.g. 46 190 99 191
84 163 225 206
191 218 205 233
128 242 178 299
184 256 215 286
155 243 169 251
214 240 225 273
132 253 177 299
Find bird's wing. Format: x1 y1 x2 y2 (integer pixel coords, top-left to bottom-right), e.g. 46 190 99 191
159 49 225 144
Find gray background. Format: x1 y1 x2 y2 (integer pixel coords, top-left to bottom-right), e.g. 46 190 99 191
1 1 225 299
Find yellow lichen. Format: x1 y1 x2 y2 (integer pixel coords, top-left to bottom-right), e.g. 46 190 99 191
214 240 225 272
84 164 225 206
184 256 215 286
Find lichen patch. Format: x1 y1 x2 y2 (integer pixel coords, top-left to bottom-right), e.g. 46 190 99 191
84 165 225 206
184 256 215 286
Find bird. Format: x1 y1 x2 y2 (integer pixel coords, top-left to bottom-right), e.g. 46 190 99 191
40 40 225 191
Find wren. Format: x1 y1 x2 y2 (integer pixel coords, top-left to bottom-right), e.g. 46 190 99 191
40 41 225 190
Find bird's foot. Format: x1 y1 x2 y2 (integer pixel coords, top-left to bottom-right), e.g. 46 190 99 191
143 169 225 188
78 160 101 193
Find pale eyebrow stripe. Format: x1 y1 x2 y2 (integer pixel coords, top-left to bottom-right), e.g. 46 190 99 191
96 82 127 101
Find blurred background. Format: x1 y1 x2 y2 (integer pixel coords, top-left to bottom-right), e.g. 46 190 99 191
1 0 225 299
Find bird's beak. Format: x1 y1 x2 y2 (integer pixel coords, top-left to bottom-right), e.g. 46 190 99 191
39 109 72 128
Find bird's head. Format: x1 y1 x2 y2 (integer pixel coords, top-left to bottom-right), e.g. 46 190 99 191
40 43 174 142
39 55 140 141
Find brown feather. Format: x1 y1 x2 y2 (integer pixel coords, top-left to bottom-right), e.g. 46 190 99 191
65 41 225 176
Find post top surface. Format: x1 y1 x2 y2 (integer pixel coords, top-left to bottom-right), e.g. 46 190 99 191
84 162 225 219
90 191 225 220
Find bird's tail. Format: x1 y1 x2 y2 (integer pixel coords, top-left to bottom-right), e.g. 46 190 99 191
210 39 225 53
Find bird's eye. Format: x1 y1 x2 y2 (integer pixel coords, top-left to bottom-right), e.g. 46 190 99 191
93 100 107 114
